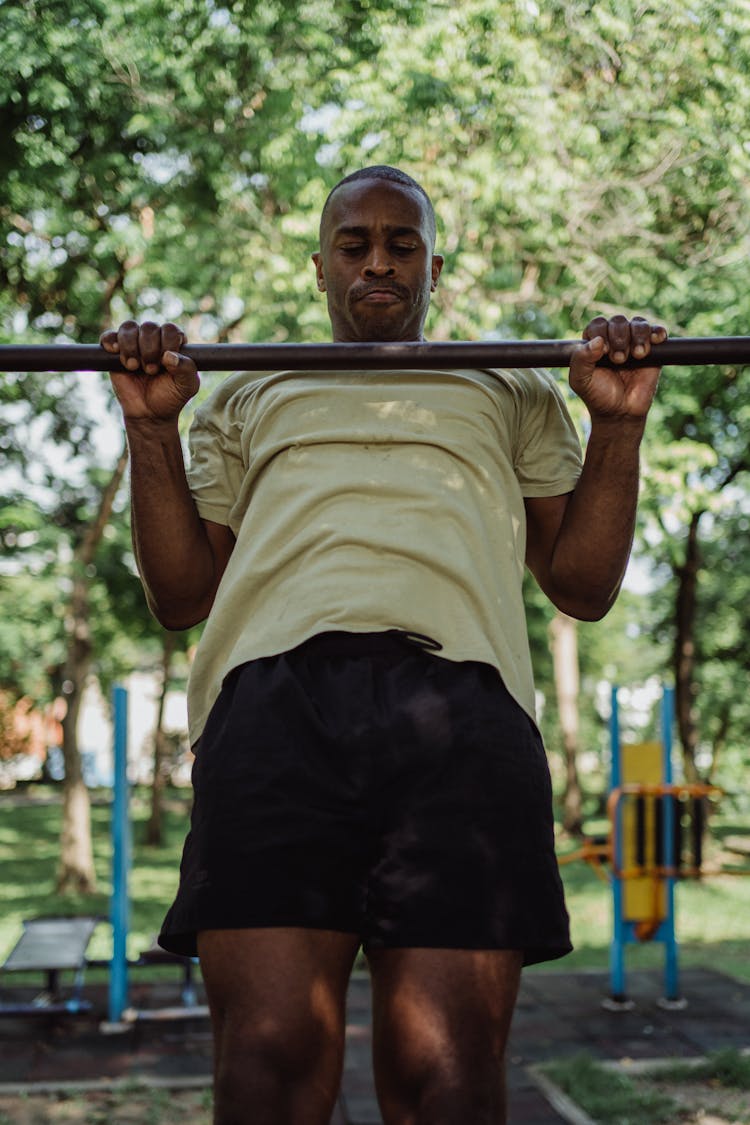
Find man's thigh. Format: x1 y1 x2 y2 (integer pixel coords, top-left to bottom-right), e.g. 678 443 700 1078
368 945 523 1055
198 927 360 1124
198 926 360 1034
367 946 524 1121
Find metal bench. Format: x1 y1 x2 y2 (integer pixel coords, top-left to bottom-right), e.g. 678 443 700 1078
132 939 204 1013
0 915 101 1015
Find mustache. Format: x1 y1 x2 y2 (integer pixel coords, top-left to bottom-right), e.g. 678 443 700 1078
352 282 410 301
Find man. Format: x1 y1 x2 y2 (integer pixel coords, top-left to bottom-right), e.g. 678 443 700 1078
103 165 665 1125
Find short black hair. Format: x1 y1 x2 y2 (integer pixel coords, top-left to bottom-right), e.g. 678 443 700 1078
319 165 437 249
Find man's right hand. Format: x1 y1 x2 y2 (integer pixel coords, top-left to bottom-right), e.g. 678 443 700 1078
101 320 200 423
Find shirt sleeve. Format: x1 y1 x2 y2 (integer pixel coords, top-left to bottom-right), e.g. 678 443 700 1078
186 397 246 526
514 368 583 497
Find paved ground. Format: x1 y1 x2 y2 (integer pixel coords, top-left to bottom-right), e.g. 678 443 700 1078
2 967 749 1123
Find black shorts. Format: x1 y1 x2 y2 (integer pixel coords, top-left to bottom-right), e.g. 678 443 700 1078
159 631 571 966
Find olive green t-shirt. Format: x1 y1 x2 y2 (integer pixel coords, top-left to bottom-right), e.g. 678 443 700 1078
184 367 583 745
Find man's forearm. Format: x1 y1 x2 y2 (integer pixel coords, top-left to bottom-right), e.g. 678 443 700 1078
549 418 646 620
126 419 218 628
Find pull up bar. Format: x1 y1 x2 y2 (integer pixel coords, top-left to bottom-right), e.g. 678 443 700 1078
1 337 750 373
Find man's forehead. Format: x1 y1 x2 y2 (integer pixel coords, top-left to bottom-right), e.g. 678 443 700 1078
323 179 431 236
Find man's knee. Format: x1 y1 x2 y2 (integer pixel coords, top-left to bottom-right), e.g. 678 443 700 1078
198 927 357 1121
212 1011 345 1124
375 1021 510 1124
217 1008 335 1073
369 947 523 1124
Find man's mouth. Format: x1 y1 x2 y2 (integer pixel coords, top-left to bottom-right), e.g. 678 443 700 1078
362 290 400 303
355 284 407 304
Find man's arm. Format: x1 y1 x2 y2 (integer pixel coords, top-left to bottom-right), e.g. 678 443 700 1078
102 320 235 630
524 314 665 621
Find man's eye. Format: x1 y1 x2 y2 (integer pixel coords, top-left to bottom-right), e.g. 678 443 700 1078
393 244 417 254
340 244 366 254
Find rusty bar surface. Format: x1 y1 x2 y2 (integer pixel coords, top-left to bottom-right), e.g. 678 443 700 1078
1 337 750 372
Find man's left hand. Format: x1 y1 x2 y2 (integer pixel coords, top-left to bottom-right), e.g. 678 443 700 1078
569 314 667 422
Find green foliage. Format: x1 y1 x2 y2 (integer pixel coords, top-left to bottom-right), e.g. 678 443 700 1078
0 0 432 342
0 451 154 700
0 570 66 700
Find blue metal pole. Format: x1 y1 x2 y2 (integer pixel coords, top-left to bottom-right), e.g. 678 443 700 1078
609 685 626 999
661 685 680 1001
108 685 130 1024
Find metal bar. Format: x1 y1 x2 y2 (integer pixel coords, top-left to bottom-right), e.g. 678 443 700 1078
661 685 681 1004
108 684 130 1026
1 336 750 372
608 685 627 1002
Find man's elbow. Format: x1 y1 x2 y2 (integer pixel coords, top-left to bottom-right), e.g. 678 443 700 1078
565 602 613 623
145 592 211 631
549 586 621 622
529 556 626 622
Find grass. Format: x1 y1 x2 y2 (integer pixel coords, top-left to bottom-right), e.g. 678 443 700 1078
647 1047 750 1089
542 1052 677 1124
541 1048 750 1124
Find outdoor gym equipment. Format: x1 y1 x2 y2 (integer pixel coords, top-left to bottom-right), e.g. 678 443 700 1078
1 335 750 373
607 685 714 1007
0 916 101 1015
561 685 749 1008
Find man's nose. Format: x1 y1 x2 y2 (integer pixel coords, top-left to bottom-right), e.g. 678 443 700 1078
363 246 395 276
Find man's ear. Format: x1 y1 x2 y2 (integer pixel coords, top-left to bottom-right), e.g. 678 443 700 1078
311 251 326 292
430 254 444 291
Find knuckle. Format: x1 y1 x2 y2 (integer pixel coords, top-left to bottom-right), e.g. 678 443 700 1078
584 316 608 339
163 322 186 348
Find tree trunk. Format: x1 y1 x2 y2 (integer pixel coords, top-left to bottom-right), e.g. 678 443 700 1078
57 626 92 893
145 630 177 847
549 609 584 836
57 565 97 892
56 442 129 893
673 510 703 783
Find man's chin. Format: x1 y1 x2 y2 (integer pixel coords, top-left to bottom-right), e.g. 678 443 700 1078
358 327 404 343
348 317 418 344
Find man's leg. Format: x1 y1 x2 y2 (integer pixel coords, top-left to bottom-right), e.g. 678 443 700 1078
368 946 524 1125
198 927 360 1125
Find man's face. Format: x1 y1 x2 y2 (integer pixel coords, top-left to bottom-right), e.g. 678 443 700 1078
312 180 444 343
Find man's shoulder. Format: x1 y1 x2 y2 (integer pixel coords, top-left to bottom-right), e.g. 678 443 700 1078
193 369 280 421
471 366 567 400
